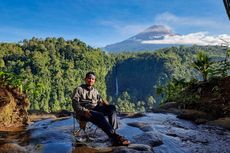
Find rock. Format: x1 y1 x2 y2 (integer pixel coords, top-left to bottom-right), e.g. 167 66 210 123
28 114 56 122
55 110 72 118
127 144 152 151
0 87 29 130
0 143 38 153
194 118 209 124
72 144 112 153
207 117 230 130
112 144 152 153
127 122 153 132
0 143 26 153
119 113 146 119
140 126 153 132
160 102 178 110
133 131 163 147
152 102 181 115
177 109 212 122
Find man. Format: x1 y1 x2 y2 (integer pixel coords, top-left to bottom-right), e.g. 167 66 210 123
72 71 130 146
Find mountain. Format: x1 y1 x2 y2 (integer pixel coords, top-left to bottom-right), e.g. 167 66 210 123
103 25 230 53
104 25 179 52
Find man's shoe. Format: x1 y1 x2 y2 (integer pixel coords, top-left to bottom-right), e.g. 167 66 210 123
111 133 131 146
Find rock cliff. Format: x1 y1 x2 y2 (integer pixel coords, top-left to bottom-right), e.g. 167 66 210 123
0 87 29 130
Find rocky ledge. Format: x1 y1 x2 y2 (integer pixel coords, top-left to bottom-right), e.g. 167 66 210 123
155 102 230 130
0 87 29 131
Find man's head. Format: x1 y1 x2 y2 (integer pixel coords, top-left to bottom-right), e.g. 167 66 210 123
85 72 96 86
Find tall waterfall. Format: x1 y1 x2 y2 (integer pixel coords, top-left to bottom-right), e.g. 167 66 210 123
115 76 119 95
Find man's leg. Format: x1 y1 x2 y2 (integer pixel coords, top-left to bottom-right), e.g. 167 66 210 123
83 110 114 138
90 105 130 146
93 104 118 130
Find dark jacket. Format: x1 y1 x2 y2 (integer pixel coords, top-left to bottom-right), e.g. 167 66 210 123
72 84 103 117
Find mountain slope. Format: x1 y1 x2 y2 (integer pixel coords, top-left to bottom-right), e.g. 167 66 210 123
104 25 179 52
104 25 230 53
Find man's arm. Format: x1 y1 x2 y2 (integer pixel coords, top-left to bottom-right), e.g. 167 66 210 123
102 99 109 106
72 87 91 118
96 91 109 106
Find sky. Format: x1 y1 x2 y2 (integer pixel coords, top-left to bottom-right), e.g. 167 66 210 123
0 0 229 47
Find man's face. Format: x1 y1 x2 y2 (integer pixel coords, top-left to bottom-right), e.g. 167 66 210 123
85 75 96 86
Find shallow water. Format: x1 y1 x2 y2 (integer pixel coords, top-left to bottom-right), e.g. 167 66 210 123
121 113 230 153
0 113 230 153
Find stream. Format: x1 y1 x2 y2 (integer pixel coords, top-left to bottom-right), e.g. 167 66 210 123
0 113 230 153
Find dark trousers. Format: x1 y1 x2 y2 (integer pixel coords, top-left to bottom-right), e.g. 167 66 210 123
82 104 118 138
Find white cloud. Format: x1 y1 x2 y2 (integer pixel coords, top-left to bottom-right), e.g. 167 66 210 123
154 12 210 27
154 12 230 34
100 20 150 36
142 32 230 46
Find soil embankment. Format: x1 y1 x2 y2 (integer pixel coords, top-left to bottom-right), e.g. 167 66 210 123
0 87 29 131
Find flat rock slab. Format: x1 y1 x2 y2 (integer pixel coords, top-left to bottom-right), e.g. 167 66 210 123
207 117 230 130
133 131 163 147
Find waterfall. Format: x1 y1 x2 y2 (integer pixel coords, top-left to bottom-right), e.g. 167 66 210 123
115 76 119 95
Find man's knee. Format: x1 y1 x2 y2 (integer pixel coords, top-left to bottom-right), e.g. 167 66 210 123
90 111 108 126
91 111 104 119
108 105 116 112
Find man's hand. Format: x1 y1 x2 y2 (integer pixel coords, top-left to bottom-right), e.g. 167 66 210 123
84 109 92 118
102 99 109 106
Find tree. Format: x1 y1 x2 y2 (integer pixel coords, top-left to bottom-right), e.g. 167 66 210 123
136 101 145 112
146 96 156 111
192 51 212 81
116 91 136 112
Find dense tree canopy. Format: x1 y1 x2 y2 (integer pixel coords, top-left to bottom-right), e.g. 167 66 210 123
0 38 228 113
0 38 113 112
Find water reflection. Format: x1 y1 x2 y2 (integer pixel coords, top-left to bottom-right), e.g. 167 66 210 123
0 113 229 153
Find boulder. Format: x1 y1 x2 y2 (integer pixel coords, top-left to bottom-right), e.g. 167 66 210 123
0 143 40 153
0 143 26 153
177 109 212 122
55 109 72 118
133 131 163 148
207 117 230 130
112 144 152 153
160 102 178 110
119 112 146 119
152 102 181 115
127 122 153 132
0 87 29 130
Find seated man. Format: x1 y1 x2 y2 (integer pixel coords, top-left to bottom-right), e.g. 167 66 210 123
72 71 130 146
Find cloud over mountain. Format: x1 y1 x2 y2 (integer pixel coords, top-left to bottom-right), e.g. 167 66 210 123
142 32 230 46
104 25 230 52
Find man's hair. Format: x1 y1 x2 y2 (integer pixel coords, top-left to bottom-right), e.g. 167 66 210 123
85 71 96 78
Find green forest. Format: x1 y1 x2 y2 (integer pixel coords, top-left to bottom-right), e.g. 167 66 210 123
0 37 113 112
1 37 229 113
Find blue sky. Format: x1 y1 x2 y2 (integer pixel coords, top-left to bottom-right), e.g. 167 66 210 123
0 0 229 47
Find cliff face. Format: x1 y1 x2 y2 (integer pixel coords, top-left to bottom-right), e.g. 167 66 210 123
0 87 29 130
106 56 166 102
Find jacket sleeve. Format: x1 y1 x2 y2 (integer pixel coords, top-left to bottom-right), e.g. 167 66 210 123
72 87 88 116
96 90 103 104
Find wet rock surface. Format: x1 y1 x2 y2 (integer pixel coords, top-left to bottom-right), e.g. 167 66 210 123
177 109 213 122
0 113 230 153
207 117 230 130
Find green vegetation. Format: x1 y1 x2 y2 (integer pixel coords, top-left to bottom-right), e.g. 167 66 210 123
0 71 23 91
0 37 113 112
157 47 230 114
1 37 228 113
192 51 212 81
107 46 227 112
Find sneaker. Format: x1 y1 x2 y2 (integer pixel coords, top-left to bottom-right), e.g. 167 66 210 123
111 133 131 146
